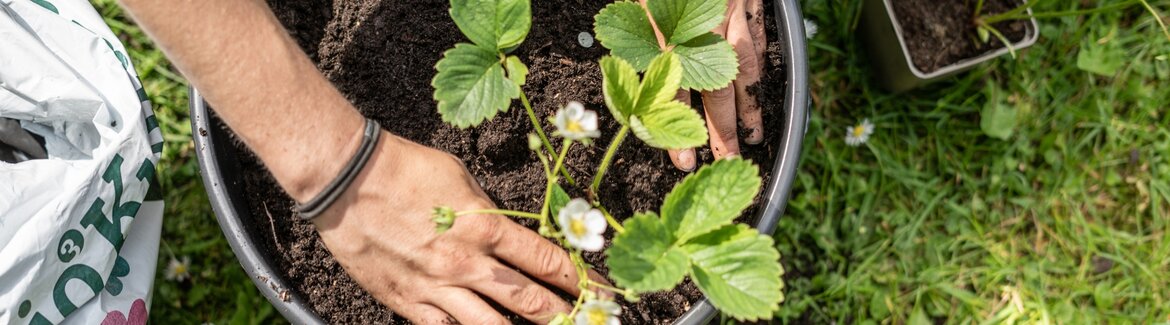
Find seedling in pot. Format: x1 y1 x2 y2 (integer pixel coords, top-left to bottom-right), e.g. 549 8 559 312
430 0 785 322
971 0 1170 58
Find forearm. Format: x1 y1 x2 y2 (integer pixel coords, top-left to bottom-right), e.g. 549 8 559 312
118 0 364 202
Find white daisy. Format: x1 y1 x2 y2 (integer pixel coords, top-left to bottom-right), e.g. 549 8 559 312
575 299 621 325
557 198 606 251
804 19 819 39
165 256 191 282
845 119 874 147
553 101 601 143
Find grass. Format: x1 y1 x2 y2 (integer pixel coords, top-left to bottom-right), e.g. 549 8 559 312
89 0 1169 323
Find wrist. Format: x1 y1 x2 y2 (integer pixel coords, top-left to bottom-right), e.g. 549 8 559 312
271 112 367 203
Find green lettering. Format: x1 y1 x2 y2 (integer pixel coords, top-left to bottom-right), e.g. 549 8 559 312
53 264 103 317
56 230 84 263
104 256 129 296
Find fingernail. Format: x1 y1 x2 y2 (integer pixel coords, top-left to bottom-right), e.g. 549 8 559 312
745 127 763 145
677 150 696 172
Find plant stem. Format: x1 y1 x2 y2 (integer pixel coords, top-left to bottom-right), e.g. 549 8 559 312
456 209 542 220
596 205 626 233
586 280 628 295
589 125 630 195
521 92 578 186
1139 0 1170 42
540 140 575 223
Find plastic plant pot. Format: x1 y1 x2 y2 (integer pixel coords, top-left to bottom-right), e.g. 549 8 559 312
860 0 1039 93
189 0 808 322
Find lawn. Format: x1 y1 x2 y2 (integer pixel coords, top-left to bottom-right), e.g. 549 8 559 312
91 0 1170 323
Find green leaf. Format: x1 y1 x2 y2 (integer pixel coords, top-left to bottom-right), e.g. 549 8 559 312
548 183 571 219
504 55 528 86
647 0 727 45
450 0 531 51
594 1 662 70
630 101 707 149
606 212 690 293
600 56 641 124
634 52 683 115
673 33 739 91
432 43 519 128
1076 41 1124 77
661 158 760 241
980 84 1017 140
684 224 783 321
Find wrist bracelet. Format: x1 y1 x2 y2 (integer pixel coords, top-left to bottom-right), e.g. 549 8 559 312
296 118 381 220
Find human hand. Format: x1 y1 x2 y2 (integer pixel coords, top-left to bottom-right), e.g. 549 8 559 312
311 133 601 324
666 0 767 171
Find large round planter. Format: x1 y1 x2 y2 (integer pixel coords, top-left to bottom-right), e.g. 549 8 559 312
190 0 808 323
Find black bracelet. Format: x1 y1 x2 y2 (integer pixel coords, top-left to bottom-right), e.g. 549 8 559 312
296 118 381 220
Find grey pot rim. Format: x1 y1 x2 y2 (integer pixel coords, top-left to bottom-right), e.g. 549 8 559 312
189 0 808 323
882 0 1041 80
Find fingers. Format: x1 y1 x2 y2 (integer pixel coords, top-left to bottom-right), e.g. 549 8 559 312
726 0 765 144
700 87 741 158
467 262 573 323
746 0 767 65
490 218 583 295
394 303 452 325
668 89 698 171
432 288 509 325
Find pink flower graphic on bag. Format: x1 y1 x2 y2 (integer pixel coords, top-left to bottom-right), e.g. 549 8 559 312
101 299 147 325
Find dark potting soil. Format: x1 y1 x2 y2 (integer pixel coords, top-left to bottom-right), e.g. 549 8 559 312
228 0 789 323
891 0 1030 73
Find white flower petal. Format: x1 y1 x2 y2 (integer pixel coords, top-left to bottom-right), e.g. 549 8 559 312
584 210 607 233
577 233 605 251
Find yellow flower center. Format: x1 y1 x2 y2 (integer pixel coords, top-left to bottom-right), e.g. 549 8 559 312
851 125 865 137
174 264 187 275
586 307 608 325
569 217 588 236
566 120 584 133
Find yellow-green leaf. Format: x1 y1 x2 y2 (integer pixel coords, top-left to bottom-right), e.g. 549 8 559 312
600 55 641 124
630 101 707 149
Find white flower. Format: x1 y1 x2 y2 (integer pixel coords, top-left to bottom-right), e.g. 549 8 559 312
575 299 621 325
166 256 191 282
557 198 606 251
553 101 601 142
804 19 819 39
845 119 874 147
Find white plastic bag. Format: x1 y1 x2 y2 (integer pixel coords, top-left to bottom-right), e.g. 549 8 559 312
0 0 165 323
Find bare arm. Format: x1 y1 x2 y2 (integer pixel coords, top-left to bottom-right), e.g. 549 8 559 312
117 0 362 201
